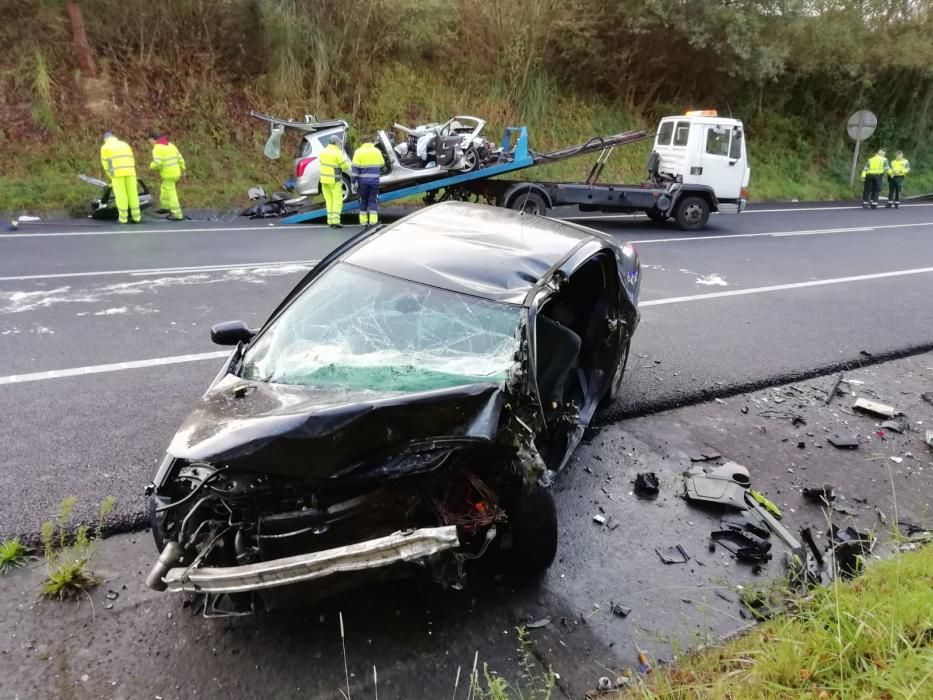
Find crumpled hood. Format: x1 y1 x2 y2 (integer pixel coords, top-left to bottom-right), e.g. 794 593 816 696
168 374 505 479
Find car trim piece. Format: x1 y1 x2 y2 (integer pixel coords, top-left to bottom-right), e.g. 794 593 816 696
161 526 460 594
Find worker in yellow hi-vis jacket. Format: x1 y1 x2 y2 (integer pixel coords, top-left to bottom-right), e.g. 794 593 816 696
100 132 140 224
148 130 186 220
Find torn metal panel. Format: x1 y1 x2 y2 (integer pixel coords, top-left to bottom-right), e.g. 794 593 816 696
162 526 459 594
683 461 750 510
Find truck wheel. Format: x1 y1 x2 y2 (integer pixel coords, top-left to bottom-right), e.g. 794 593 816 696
508 190 547 215
505 484 558 575
646 208 668 224
674 196 710 230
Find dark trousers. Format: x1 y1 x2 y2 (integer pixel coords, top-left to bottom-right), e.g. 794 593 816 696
888 176 904 203
862 174 882 205
357 183 379 224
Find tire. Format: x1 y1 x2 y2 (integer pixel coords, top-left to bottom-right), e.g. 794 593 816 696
340 175 353 202
505 484 558 574
674 195 710 230
460 147 480 172
646 208 668 224
508 190 547 215
601 340 630 407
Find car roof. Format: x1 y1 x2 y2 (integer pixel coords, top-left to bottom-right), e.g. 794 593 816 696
343 202 601 304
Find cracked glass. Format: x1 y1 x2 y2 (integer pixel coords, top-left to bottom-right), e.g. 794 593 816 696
241 263 521 392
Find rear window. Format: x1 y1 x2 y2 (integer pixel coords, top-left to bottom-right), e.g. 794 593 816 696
673 121 690 146
705 127 731 157
656 121 674 146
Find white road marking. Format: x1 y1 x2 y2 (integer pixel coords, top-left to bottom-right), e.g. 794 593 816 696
630 221 933 244
0 260 319 282
0 351 230 386
1 224 329 238
641 265 933 307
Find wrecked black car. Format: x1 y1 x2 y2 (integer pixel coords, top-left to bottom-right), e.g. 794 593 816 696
146 201 640 612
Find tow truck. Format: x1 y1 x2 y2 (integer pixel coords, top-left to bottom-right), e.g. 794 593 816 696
268 110 749 230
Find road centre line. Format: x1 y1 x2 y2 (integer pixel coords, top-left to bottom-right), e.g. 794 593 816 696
0 260 319 282
640 265 933 306
0 351 231 386
630 221 933 244
4 264 933 386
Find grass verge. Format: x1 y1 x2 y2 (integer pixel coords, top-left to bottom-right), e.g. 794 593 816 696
617 544 933 699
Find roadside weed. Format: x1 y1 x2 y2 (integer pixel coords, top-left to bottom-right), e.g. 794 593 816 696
0 537 30 574
38 496 115 600
473 626 556 700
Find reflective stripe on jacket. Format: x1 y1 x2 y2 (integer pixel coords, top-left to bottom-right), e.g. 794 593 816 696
149 140 186 179
862 154 888 176
319 143 351 185
351 143 385 186
100 137 136 178
889 159 910 177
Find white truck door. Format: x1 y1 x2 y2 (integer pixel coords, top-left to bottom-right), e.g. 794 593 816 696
697 124 745 200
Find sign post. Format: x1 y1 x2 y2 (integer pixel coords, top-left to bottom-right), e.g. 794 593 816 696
847 110 877 186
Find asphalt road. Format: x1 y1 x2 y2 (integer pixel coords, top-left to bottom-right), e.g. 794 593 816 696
2 201 933 537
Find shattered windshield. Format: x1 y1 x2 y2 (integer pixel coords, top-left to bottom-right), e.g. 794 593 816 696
241 263 522 392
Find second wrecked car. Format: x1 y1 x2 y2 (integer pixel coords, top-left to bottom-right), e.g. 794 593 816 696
146 202 640 612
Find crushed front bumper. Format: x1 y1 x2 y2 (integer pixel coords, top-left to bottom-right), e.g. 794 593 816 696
160 526 460 594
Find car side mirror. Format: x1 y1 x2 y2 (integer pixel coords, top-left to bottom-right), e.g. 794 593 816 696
728 160 738 166
211 321 256 346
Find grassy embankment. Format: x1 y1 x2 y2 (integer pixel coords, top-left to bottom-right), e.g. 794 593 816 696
616 544 933 699
2 65 931 216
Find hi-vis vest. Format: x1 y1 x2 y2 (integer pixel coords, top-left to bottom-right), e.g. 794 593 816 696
351 143 385 186
319 143 351 185
863 154 888 176
101 137 136 178
889 158 910 177
150 142 186 179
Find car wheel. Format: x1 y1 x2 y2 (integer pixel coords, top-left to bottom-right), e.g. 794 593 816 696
646 208 668 224
505 484 558 574
600 340 630 407
508 190 547 215
674 196 710 230
341 175 352 202
460 147 480 172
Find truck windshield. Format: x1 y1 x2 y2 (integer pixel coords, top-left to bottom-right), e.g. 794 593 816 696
240 263 522 393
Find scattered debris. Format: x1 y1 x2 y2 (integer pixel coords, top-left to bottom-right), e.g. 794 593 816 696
745 493 801 550
105 590 119 601
880 418 908 433
853 397 897 418
593 514 607 525
710 530 772 562
830 525 875 579
655 545 690 564
920 392 933 406
827 435 859 449
690 449 722 462
715 591 734 604
824 373 844 404
683 461 750 510
749 490 782 518
714 398 727 405
875 507 887 525
597 677 613 692
802 484 835 504
610 603 632 618
925 430 933 449
525 617 551 629
635 646 653 674
889 456 903 464
720 510 770 539
633 472 660 495
799 527 825 568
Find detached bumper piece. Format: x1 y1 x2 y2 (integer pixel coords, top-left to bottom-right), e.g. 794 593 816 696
162 526 460 594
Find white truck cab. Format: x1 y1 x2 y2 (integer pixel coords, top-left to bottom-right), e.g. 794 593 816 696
653 111 750 214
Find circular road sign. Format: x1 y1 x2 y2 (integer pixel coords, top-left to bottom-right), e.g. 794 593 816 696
847 110 877 141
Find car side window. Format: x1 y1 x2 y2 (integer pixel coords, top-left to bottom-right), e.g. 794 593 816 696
656 121 674 146
673 121 690 147
705 127 731 157
729 128 743 160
